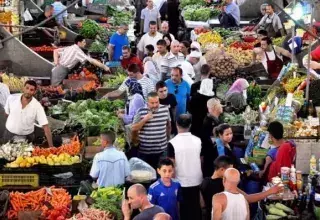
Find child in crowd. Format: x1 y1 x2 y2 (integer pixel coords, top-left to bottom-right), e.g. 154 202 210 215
148 159 182 220
145 44 155 57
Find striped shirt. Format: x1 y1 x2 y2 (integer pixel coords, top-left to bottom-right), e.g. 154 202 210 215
58 44 91 69
119 76 155 99
0 83 10 108
52 1 68 25
161 52 185 80
133 105 170 154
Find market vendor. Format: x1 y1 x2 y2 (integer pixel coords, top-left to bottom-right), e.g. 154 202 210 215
3 80 53 147
108 24 129 61
52 35 110 86
90 131 130 187
304 45 320 72
218 0 240 29
266 121 296 182
225 78 249 110
253 4 285 38
121 46 144 73
252 37 291 79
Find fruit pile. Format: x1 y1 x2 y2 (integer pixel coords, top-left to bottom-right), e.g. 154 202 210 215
229 41 255 50
194 26 209 35
225 47 253 67
197 31 223 47
1 73 28 92
30 45 58 52
69 68 99 81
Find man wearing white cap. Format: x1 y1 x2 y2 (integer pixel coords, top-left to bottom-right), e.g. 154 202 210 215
189 42 207 81
181 51 202 81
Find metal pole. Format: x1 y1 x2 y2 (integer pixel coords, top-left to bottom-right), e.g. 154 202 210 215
305 1 314 101
291 0 296 63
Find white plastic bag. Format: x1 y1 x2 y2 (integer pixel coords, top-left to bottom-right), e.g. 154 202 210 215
23 9 33 22
127 157 156 183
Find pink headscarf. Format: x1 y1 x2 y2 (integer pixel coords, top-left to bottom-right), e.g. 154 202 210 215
227 78 249 95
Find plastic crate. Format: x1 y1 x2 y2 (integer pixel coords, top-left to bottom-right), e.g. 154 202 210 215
0 174 39 187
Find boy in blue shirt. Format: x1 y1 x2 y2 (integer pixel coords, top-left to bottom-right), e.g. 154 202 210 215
148 158 182 220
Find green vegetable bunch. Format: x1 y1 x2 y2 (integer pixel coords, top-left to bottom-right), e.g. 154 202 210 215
113 10 133 26
180 0 205 8
102 73 127 88
183 6 212 21
91 187 123 219
214 27 232 38
89 41 106 53
222 112 245 125
80 19 103 39
247 83 262 110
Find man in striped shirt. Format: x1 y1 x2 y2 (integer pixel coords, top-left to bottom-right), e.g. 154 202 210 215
161 40 185 80
104 64 154 99
52 35 110 86
131 92 171 169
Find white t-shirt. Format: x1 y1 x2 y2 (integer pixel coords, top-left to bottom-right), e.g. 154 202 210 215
254 46 283 72
180 61 195 86
5 94 48 135
0 83 10 108
138 32 163 55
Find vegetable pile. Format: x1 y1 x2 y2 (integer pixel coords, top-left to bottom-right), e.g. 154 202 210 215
265 203 297 219
247 82 262 110
225 47 252 67
198 31 223 48
183 5 212 21
229 41 255 50
89 41 106 53
180 0 205 8
214 27 232 38
7 187 71 220
205 48 238 77
30 45 58 52
0 142 34 161
102 71 127 88
90 187 123 219
273 36 286 47
69 208 113 220
222 112 245 125
1 73 28 92
79 20 103 39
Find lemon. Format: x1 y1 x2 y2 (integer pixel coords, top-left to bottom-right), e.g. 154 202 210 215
16 156 24 164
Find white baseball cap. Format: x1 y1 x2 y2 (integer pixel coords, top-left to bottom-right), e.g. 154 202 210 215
189 51 202 58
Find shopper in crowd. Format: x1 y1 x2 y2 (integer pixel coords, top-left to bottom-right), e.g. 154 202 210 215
253 3 285 38
190 64 211 97
165 67 190 117
51 0 68 26
90 131 130 187
131 92 171 169
200 156 283 220
189 79 215 138
36 5 58 45
252 37 291 79
122 184 164 220
154 213 172 220
156 81 177 136
0 76 10 108
218 0 240 28
184 50 204 80
148 159 182 220
163 34 173 52
52 35 110 86
3 80 53 147
145 44 155 57
200 98 223 151
140 0 161 34
138 21 163 59
168 114 202 220
161 40 185 80
108 24 129 61
160 21 175 40
143 56 161 85
152 40 168 72
266 121 296 182
117 79 145 125
179 41 190 58
225 78 249 110
104 64 155 100
121 46 144 73
306 45 320 73
189 42 207 81
202 123 235 178
212 168 249 220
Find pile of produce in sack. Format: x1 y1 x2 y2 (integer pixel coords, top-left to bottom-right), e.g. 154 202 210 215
127 157 156 183
204 48 238 77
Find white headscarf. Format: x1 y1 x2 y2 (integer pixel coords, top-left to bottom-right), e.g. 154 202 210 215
198 79 215 96
143 57 161 85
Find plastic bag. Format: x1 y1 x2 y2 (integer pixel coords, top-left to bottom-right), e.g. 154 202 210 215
23 9 33 22
128 157 156 183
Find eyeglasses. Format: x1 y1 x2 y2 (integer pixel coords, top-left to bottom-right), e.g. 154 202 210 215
190 48 197 51
174 85 178 94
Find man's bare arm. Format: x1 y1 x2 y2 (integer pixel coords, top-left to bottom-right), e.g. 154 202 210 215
212 194 225 220
104 89 123 99
43 124 53 147
237 184 283 204
108 44 115 61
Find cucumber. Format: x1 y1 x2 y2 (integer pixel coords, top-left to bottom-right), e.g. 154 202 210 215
269 207 287 217
275 203 294 214
266 215 282 220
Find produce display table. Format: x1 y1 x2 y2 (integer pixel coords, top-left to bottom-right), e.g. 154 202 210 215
185 20 210 29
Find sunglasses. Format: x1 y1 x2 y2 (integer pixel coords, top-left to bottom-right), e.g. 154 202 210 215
190 48 197 51
174 85 178 94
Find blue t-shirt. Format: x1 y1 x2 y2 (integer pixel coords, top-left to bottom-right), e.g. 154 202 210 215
267 147 278 161
165 79 190 117
148 179 182 220
109 32 129 61
283 36 302 54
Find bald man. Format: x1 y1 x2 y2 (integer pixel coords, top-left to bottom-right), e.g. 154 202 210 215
153 213 172 220
160 21 175 40
122 184 164 220
161 40 185 80
212 168 249 220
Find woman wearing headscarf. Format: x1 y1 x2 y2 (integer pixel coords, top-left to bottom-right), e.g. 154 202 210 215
188 42 207 81
143 57 161 86
117 78 145 125
225 78 249 110
189 78 215 138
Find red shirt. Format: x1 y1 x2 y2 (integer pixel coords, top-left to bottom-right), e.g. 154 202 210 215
267 141 296 181
311 46 320 62
121 55 144 73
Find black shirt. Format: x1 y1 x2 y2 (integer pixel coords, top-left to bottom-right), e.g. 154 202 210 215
200 115 221 154
191 81 201 97
160 93 177 135
37 13 58 28
200 177 224 220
